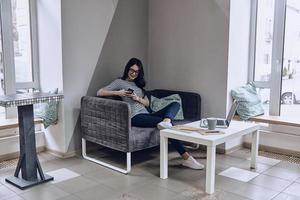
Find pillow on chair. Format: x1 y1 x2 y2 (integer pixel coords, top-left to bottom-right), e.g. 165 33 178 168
34 88 59 128
231 83 264 120
150 94 184 120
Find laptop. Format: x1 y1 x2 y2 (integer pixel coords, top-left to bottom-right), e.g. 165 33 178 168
200 100 239 128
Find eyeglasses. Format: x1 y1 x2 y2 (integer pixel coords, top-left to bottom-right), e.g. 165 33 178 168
129 68 139 74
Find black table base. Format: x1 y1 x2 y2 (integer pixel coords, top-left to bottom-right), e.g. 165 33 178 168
5 175 53 190
5 105 53 190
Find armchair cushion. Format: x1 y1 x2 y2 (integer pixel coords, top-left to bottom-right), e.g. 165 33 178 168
129 127 159 152
150 94 184 120
146 90 201 121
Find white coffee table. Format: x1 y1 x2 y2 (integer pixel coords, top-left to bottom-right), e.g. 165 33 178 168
160 120 260 194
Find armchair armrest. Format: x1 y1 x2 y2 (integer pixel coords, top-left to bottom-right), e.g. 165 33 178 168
80 96 131 152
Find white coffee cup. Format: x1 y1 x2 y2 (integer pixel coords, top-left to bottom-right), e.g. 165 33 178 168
207 118 217 130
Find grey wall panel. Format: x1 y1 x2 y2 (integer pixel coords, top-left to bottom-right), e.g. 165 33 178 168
61 0 116 153
87 0 149 96
66 0 149 153
148 0 230 118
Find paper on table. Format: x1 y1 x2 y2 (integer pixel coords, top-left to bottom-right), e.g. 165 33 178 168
172 125 225 135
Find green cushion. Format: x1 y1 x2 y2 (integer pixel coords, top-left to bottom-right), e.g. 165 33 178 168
150 94 184 120
34 88 59 128
231 83 264 120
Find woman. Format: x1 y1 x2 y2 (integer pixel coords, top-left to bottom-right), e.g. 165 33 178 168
97 58 203 170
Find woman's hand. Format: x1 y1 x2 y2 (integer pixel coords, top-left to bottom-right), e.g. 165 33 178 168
129 93 140 102
116 89 131 97
128 93 149 107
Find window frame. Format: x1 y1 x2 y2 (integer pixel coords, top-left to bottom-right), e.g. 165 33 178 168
0 0 40 93
0 0 39 118
249 0 287 116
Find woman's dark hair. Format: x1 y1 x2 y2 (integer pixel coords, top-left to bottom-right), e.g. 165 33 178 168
121 57 146 89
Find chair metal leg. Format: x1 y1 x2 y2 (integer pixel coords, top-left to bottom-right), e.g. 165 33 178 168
81 138 131 174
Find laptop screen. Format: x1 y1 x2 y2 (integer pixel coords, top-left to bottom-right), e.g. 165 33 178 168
226 100 239 123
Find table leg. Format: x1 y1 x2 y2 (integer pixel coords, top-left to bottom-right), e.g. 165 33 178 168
160 135 168 179
206 145 216 194
251 130 259 169
5 105 53 189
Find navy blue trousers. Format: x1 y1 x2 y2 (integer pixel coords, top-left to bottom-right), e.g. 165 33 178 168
132 102 186 155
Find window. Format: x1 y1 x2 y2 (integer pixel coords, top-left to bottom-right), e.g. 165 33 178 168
0 0 39 119
280 0 300 117
253 0 275 82
250 0 300 117
0 20 4 119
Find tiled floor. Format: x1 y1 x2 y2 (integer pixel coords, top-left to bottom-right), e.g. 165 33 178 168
1 148 300 200
218 167 259 182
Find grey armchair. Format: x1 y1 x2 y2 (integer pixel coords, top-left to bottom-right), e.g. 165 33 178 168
81 89 201 174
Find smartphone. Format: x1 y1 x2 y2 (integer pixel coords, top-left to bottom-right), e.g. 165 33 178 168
127 88 134 94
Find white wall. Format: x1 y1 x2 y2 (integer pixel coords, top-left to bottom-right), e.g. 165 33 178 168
148 0 230 118
226 0 251 150
244 124 300 153
227 0 251 111
87 0 149 96
0 132 44 159
37 0 65 153
61 0 117 153
37 0 63 92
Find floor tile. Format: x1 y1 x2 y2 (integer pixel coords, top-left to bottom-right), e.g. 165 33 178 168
3 195 24 200
149 173 205 193
218 167 259 182
215 175 278 200
0 185 17 200
57 195 81 200
230 183 279 200
215 175 248 192
273 193 300 200
0 171 14 185
284 183 300 197
249 174 292 192
47 168 80 184
54 176 98 194
247 156 281 166
72 184 116 200
236 160 273 173
228 149 251 159
277 161 300 172
128 184 179 200
263 167 300 181
106 193 143 200
43 157 84 172
0 172 24 194
67 160 104 175
19 185 69 200
180 188 250 200
84 167 151 193
216 155 246 166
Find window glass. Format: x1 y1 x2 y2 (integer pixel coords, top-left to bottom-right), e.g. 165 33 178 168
280 0 300 117
12 0 33 83
254 0 275 82
0 21 5 119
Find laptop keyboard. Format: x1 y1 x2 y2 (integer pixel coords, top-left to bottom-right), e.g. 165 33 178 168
217 120 226 126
